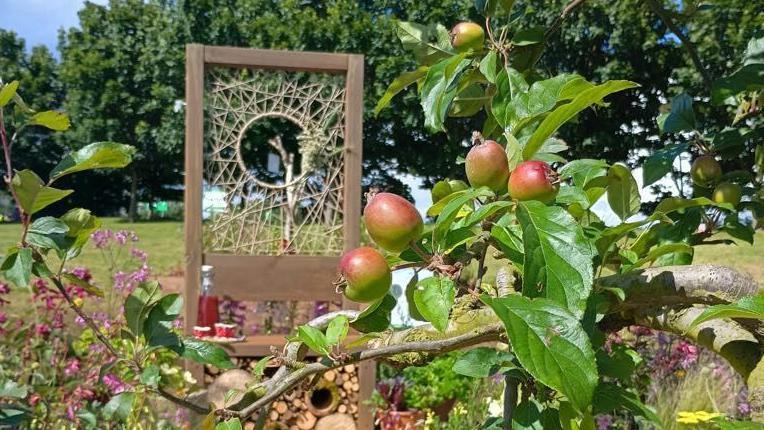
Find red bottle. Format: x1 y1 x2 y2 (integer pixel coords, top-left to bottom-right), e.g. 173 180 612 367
196 265 219 329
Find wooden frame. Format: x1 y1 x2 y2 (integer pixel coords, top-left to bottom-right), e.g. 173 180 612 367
183 45 371 427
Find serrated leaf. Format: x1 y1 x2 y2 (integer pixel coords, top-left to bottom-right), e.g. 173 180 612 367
606 164 640 221
396 21 454 65
593 382 662 428
1 247 33 288
420 54 472 132
26 216 73 252
688 295 764 331
103 392 136 421
656 93 695 133
374 67 428 115
350 293 396 333
144 293 183 348
50 142 135 181
412 276 455 332
29 110 70 131
124 281 161 336
139 365 161 387
181 338 235 369
216 418 243 430
559 159 608 188
433 187 493 249
452 347 514 378
517 201 594 317
325 315 349 346
0 81 19 107
479 50 499 83
483 295 598 412
643 143 688 186
523 80 638 159
10 170 73 215
296 325 330 355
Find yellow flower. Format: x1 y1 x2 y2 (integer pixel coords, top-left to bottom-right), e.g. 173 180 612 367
676 410 724 424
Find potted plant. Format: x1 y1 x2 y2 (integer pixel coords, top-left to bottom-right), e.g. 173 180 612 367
374 377 425 430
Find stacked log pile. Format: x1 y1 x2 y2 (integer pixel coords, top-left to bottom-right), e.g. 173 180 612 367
206 361 360 430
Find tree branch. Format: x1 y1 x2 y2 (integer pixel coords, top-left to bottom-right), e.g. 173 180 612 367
644 0 713 90
544 0 587 40
210 265 762 422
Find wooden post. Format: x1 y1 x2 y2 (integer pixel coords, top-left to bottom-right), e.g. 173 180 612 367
184 43 205 383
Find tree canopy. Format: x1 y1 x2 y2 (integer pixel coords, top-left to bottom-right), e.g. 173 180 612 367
0 0 761 216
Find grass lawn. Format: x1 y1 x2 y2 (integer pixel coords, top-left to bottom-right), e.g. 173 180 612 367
693 232 764 282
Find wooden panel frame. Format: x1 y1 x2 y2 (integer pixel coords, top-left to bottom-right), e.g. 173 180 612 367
183 45 372 428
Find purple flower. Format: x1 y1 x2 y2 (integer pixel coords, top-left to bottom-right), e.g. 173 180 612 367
0 312 6 324
74 315 86 327
69 267 92 282
674 341 699 369
102 373 130 394
35 323 51 337
91 229 112 249
130 248 148 262
595 414 613 430
0 283 9 294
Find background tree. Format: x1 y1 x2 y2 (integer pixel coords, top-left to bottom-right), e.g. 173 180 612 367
58 0 186 220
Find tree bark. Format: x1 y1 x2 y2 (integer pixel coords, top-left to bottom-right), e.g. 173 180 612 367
128 165 138 222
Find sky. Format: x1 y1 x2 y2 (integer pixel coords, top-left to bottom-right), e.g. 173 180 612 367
0 0 106 52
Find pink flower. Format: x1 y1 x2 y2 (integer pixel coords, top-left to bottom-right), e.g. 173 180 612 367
28 393 41 407
0 312 6 324
103 373 130 394
35 323 51 337
69 267 92 282
674 341 699 369
91 229 112 248
64 359 80 377
130 248 148 262
74 315 86 327
0 283 9 294
52 311 64 329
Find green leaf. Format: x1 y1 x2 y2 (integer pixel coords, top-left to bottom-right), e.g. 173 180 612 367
29 111 70 131
606 164 640 221
479 50 499 83
596 344 642 382
452 347 514 378
139 365 161 388
1 247 33 288
124 281 162 336
490 223 524 267
688 295 764 331
559 159 608 188
656 93 695 133
103 392 136 421
396 21 454 65
144 293 183 348
296 325 331 355
721 216 755 244
555 186 590 210
517 201 594 317
10 170 73 215
420 54 472 132
475 0 498 16
512 27 545 46
0 81 20 107
26 216 72 252
632 243 693 268
374 67 428 115
512 400 543 430
50 142 135 181
593 382 662 428
251 356 272 377
60 208 101 257
181 338 235 369
325 315 349 346
412 276 456 332
492 67 529 127
404 273 426 321
654 196 733 214
711 63 764 105
715 418 764 430
216 418 243 430
643 143 688 186
433 187 493 249
523 80 638 159
62 273 104 297
0 381 28 399
350 293 396 333
483 295 598 412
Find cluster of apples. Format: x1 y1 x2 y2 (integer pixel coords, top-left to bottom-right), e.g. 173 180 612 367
690 155 742 206
337 135 560 304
